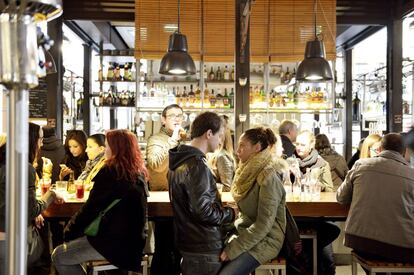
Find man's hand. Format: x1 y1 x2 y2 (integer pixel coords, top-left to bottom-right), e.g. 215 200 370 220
34 215 44 229
220 250 230 262
171 126 185 142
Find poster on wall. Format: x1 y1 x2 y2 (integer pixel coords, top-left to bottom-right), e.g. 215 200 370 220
29 78 48 119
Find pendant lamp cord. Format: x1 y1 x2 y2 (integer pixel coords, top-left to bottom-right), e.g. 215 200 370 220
177 0 181 33
313 0 317 40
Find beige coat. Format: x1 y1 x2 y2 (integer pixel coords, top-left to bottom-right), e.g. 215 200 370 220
337 150 414 257
146 128 178 191
225 158 286 264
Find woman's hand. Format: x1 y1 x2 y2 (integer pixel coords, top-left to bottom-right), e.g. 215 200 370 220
52 190 65 204
34 214 44 229
220 251 230 262
59 165 73 179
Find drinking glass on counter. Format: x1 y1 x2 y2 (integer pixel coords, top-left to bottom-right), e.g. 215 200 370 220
75 180 85 199
55 181 68 195
40 178 51 195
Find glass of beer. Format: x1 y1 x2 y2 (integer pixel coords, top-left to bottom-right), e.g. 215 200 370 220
40 178 51 195
75 180 85 200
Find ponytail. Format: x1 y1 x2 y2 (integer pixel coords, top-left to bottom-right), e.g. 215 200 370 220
243 127 276 151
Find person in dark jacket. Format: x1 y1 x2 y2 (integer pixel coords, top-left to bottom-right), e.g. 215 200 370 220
39 126 65 184
60 130 88 180
52 129 149 274
168 112 236 275
278 120 298 158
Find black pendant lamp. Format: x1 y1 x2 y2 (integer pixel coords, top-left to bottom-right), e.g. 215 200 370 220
296 0 333 82
159 0 196 75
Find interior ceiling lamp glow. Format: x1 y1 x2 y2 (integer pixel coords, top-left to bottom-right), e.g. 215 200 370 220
296 0 333 82
159 0 196 75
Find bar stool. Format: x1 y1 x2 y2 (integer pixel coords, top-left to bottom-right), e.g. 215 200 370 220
351 251 414 275
88 255 149 275
252 257 286 275
300 228 317 275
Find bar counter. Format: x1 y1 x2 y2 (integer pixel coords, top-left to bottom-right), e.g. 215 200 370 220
43 191 349 220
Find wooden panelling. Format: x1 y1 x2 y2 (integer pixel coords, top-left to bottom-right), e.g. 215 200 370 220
134 0 336 62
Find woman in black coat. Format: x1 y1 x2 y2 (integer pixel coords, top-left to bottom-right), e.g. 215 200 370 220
52 129 149 274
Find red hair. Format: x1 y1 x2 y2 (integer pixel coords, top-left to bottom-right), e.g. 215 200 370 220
105 129 148 182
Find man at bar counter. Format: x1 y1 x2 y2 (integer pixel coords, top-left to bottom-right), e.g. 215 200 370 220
337 133 414 268
146 104 185 275
168 112 236 275
278 119 298 158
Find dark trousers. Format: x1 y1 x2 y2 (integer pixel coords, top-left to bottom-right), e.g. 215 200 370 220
150 219 181 275
298 221 340 275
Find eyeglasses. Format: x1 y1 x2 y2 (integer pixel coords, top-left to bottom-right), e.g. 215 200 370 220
166 113 183 119
370 147 380 154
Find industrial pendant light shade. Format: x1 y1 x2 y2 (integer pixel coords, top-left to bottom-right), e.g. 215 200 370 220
159 32 196 75
296 0 333 82
296 40 333 81
159 0 196 75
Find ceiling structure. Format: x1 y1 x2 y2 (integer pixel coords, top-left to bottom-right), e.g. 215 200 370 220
62 0 414 52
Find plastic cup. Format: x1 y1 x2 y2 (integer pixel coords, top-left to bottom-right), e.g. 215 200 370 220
75 180 84 199
55 181 68 194
40 178 51 195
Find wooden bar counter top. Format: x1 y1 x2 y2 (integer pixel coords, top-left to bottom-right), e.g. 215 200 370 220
43 191 349 220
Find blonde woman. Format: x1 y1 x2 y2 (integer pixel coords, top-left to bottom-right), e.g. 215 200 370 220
360 134 382 159
209 126 236 192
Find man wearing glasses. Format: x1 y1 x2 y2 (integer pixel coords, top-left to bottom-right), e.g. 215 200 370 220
146 104 185 275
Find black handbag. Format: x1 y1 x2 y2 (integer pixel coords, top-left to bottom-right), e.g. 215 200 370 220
27 225 44 266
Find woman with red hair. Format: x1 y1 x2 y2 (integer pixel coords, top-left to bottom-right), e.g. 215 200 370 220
52 129 149 274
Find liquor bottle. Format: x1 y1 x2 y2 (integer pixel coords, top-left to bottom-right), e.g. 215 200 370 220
142 83 148 97
223 88 230 108
123 63 130 81
203 84 210 108
231 65 235 81
107 63 114 81
76 93 83 120
188 84 195 107
209 89 216 107
249 86 254 105
203 65 208 80
114 63 121 81
209 67 215 81
176 86 182 106
284 67 291 84
216 88 223 107
130 91 135 106
99 90 104 106
149 83 156 97
67 171 75 194
195 85 202 107
130 63 136 81
182 86 188 107
98 65 103 81
216 66 222 81
403 100 410 115
105 88 113 106
352 93 361 121
223 65 230 80
229 88 234 108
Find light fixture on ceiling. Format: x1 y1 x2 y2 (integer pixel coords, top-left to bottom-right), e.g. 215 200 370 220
296 0 333 82
159 0 196 75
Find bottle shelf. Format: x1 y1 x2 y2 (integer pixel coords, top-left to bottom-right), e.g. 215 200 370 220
98 105 136 108
98 80 136 83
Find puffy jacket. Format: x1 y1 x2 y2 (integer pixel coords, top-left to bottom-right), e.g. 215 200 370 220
168 145 235 253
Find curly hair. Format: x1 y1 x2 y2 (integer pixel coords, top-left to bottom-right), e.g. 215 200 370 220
105 129 148 182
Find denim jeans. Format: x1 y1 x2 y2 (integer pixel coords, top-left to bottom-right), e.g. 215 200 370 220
181 250 222 275
51 236 105 275
219 252 260 275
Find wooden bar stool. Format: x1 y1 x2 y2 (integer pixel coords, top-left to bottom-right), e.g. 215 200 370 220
253 257 286 275
88 255 149 275
300 228 317 275
351 251 414 275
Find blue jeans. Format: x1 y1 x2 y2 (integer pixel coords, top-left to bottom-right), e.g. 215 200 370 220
51 236 105 275
181 250 222 275
219 252 260 275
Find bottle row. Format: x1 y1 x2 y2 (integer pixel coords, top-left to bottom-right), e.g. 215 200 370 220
98 89 136 107
136 84 331 110
98 62 136 82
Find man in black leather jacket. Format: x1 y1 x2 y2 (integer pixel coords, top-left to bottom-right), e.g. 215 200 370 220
168 112 236 275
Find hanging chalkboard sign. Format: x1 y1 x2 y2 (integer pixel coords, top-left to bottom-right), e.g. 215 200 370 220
29 78 48 119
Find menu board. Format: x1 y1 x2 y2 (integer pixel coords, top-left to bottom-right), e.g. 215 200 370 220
29 78 48 119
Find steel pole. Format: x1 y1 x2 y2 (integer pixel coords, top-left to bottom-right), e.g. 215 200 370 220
6 86 29 275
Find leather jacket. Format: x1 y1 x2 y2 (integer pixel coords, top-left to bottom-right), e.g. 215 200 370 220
168 145 235 253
